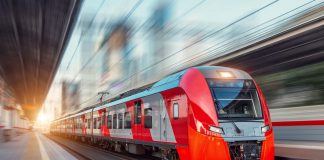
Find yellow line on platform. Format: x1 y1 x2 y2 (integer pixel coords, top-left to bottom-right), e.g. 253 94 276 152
35 133 50 160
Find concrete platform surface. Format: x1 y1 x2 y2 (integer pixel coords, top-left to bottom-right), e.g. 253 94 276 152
0 131 77 160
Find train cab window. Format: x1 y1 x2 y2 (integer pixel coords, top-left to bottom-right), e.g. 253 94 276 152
107 115 112 129
98 117 101 129
173 103 179 119
113 114 117 129
208 79 263 119
118 113 123 129
124 112 131 129
144 108 152 128
134 101 141 124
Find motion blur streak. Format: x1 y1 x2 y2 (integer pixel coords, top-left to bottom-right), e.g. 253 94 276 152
40 0 323 118
42 3 324 158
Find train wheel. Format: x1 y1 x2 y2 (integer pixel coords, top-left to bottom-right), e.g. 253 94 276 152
162 149 179 160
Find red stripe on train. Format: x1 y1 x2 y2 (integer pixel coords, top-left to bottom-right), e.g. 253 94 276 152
272 120 324 126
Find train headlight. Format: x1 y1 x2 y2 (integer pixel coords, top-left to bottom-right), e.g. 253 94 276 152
261 125 270 133
209 126 224 134
218 71 235 79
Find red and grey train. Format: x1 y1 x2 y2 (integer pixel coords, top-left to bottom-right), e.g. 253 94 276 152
50 66 274 160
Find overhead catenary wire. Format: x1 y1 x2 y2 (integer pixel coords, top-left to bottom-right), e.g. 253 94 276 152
59 0 320 109
102 0 281 89
99 0 321 101
150 1 321 77
65 0 107 71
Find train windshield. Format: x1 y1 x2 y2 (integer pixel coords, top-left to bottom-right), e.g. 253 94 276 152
207 79 263 119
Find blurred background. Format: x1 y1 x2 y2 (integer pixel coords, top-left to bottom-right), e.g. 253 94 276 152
0 0 323 144
41 0 324 122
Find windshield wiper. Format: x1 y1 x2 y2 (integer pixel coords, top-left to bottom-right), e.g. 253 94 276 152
231 120 241 134
214 99 242 134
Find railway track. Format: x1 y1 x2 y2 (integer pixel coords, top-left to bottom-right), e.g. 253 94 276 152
46 134 159 160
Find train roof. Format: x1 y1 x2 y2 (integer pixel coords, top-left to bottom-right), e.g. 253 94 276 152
53 66 252 121
93 69 187 111
93 66 251 111
195 66 252 79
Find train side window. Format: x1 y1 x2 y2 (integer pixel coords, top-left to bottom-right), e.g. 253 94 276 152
74 119 77 129
134 101 141 124
76 118 78 129
118 113 123 129
78 118 81 129
88 119 91 129
144 108 152 128
102 112 106 126
93 118 97 129
98 117 101 129
80 118 82 128
173 103 179 119
124 112 131 129
107 115 112 129
113 114 117 129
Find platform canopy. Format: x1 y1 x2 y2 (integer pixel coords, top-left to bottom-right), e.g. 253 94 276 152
0 0 82 120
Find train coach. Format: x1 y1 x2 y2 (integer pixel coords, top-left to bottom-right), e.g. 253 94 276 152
50 66 274 160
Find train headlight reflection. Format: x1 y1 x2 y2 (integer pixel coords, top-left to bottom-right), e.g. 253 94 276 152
209 126 224 134
261 125 270 133
218 71 235 79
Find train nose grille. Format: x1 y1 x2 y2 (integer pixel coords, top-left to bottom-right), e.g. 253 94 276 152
228 141 262 160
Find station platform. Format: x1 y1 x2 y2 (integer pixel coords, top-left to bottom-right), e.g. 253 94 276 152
0 131 77 160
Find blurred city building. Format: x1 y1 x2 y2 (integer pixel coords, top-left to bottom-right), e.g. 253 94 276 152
0 76 30 142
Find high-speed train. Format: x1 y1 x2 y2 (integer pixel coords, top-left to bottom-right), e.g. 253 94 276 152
50 66 274 160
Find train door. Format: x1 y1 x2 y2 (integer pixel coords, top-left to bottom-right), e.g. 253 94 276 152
81 115 86 135
160 98 168 142
142 94 163 142
161 96 177 143
133 100 142 140
169 100 179 141
72 118 75 134
142 100 153 141
102 108 108 137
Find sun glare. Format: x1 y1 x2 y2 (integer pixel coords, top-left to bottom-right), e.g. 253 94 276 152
37 113 48 123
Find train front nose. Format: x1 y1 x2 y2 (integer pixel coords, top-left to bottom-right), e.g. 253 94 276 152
218 120 273 160
181 67 274 159
204 78 274 159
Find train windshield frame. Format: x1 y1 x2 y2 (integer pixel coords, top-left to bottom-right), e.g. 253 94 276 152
207 79 263 120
